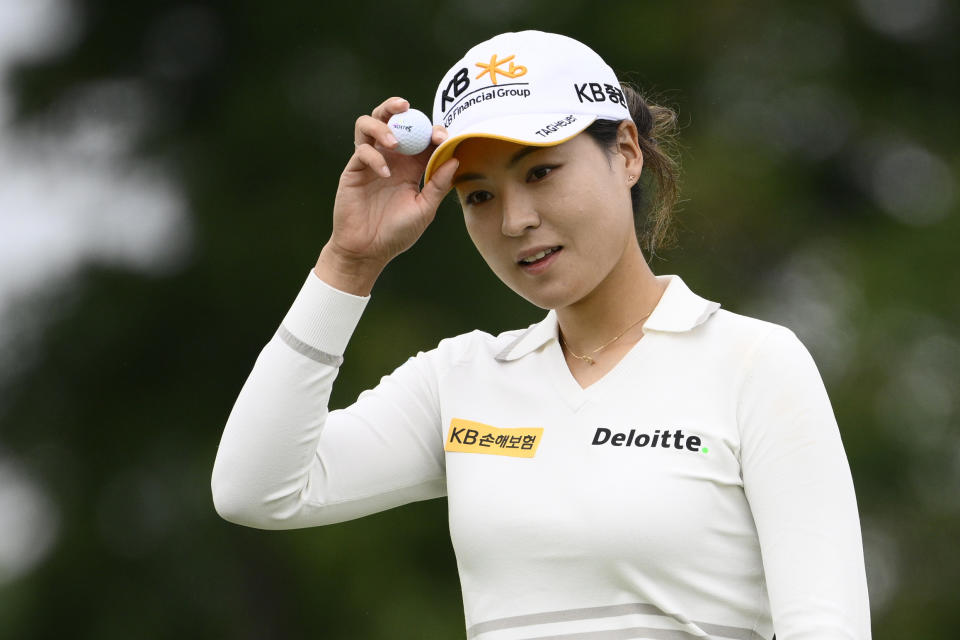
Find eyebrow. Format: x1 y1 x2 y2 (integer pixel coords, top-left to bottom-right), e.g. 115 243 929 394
452 145 546 186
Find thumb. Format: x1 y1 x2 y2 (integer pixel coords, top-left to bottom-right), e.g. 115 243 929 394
417 158 460 211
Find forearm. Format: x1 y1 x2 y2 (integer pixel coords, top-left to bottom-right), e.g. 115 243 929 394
211 272 370 529
211 270 447 530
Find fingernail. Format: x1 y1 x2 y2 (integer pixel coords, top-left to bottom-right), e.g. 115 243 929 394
381 165 391 177
386 134 398 146
436 130 448 142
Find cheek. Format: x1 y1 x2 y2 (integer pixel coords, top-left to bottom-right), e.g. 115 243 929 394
462 212 486 251
565 191 636 277
463 212 505 268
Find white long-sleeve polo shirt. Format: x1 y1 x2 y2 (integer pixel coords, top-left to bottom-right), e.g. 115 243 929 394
212 271 871 640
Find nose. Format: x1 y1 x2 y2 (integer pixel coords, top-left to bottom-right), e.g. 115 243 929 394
500 189 540 237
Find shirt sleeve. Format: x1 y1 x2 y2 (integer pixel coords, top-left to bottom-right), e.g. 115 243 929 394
738 326 871 640
210 271 447 530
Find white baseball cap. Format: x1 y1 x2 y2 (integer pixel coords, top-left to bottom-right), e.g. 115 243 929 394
424 30 630 184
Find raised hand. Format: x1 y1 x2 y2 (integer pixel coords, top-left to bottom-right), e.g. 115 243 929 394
316 97 459 295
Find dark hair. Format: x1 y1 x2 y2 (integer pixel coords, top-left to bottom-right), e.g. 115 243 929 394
583 83 681 260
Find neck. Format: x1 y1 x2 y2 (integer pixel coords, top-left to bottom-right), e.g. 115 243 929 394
556 242 666 356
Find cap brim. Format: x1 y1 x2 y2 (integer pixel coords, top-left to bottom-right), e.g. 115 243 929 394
423 113 598 185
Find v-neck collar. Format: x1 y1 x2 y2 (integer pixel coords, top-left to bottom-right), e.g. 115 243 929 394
493 274 721 409
494 274 721 363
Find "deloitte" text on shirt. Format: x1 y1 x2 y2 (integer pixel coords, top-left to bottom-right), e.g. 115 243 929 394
591 427 707 453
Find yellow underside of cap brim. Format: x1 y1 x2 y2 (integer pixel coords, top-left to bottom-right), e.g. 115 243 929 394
423 117 597 186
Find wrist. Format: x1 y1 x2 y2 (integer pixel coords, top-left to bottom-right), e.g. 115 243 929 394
314 243 386 297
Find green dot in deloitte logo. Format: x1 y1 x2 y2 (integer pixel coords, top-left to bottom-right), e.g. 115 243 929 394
701 447 709 454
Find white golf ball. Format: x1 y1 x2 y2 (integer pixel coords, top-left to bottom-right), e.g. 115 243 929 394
387 108 433 155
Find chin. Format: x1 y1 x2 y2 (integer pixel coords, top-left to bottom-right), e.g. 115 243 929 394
510 280 587 311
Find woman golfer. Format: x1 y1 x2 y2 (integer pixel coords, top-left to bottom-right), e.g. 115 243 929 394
212 30 871 640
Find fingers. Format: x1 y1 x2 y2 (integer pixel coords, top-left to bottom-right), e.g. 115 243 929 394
350 98 447 181
371 96 409 122
354 96 412 149
418 157 459 210
358 98 445 151
355 114 398 151
347 142 392 178
353 96 408 149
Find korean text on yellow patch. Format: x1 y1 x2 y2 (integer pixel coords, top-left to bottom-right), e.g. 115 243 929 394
445 418 543 458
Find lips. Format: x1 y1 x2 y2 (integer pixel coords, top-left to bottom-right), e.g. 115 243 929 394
516 246 563 274
517 246 562 265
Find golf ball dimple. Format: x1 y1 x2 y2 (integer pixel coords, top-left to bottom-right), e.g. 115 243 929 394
387 108 433 155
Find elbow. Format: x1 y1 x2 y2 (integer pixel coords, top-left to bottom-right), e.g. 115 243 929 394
210 463 279 530
211 476 261 528
211 482 290 530
212 491 244 527
210 467 322 530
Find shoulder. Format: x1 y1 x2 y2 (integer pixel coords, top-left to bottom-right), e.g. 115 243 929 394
705 308 796 346
680 304 817 383
703 309 823 394
715 308 810 352
648 274 798 355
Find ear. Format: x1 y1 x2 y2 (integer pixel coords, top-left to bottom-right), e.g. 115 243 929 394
616 120 644 179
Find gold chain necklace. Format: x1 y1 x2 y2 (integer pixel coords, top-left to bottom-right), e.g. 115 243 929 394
559 310 654 366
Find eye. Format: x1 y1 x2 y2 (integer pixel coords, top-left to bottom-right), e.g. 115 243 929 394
527 165 556 182
465 190 493 206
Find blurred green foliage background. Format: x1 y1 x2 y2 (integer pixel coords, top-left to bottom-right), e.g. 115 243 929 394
0 0 957 638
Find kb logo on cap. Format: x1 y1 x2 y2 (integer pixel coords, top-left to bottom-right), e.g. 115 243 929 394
440 53 529 112
475 54 527 85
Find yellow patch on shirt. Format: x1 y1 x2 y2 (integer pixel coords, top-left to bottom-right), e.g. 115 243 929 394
445 418 543 458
